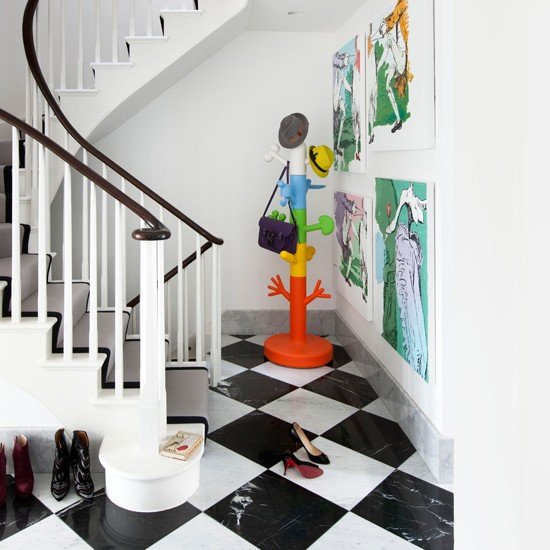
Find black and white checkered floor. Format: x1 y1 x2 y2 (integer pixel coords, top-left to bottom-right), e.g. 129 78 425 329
0 335 453 549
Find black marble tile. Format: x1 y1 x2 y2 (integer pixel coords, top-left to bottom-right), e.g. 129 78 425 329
303 369 378 408
206 470 346 550
327 344 352 368
352 470 454 549
322 410 415 468
0 475 52 542
230 334 254 340
212 369 297 408
209 410 316 468
221 340 267 368
58 489 200 549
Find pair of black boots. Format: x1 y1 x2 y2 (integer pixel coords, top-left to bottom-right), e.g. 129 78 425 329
51 429 94 501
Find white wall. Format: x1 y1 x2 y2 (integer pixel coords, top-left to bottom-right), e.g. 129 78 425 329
94 30 336 313
453 0 550 548
333 0 454 437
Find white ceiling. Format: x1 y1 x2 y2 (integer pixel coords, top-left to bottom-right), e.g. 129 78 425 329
247 0 366 32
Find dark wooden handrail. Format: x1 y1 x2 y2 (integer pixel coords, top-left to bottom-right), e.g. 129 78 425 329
0 108 170 242
127 241 212 307
23 0 223 246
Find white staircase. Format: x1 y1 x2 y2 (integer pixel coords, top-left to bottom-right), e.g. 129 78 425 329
0 0 242 513
42 0 251 202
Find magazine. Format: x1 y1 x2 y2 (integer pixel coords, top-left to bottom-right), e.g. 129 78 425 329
160 431 203 461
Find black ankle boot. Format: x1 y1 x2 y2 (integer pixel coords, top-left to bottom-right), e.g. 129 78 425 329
51 429 70 501
70 431 94 500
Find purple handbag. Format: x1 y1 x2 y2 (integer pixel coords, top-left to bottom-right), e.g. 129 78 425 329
258 164 298 255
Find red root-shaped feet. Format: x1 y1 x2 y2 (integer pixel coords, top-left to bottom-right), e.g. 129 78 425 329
13 435 34 498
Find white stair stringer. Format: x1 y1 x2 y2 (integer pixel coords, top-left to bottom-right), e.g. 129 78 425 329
0 318 139 471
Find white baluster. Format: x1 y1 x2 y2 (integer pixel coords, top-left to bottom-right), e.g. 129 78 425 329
115 199 124 398
129 0 136 37
121 178 127 303
101 164 108 307
139 240 161 456
38 143 47 323
166 279 172 357
60 0 66 89
48 0 53 90
201 244 206 360
157 237 167 437
25 67 32 197
146 0 153 37
44 104 51 252
195 234 203 362
31 81 38 226
95 0 101 63
81 150 89 280
77 0 84 89
112 0 118 63
184 267 189 361
177 221 183 361
63 133 73 360
11 127 21 323
89 182 98 360
210 244 220 386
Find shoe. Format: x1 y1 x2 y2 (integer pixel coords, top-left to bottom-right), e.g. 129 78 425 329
51 429 70 501
0 443 6 506
282 451 323 479
290 422 330 465
13 435 34 498
70 431 94 500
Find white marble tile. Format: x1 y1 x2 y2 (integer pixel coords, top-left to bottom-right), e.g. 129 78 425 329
221 334 243 348
150 513 255 550
260 389 356 435
338 361 366 378
271 437 394 510
309 512 417 549
188 441 265 511
208 390 255 432
398 452 454 493
252 361 333 387
362 399 395 422
324 335 342 346
2 514 92 549
219 359 247 380
244 335 270 346
32 473 105 514
206 358 247 380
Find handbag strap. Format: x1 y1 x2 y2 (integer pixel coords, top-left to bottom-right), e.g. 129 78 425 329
263 162 289 216
263 162 299 225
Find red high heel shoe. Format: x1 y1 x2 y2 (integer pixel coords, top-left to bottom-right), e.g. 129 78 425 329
0 443 6 506
282 451 323 479
13 435 34 498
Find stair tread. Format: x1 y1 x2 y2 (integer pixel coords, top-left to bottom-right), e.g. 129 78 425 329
90 62 134 69
60 309 131 379
21 281 90 347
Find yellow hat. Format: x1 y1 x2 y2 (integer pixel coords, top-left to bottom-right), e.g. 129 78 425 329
309 145 334 179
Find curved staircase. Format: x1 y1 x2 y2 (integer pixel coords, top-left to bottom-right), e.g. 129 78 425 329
0 0 240 512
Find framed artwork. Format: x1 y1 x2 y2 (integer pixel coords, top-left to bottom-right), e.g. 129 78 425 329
333 35 366 173
367 0 435 151
334 191 373 321
374 178 434 382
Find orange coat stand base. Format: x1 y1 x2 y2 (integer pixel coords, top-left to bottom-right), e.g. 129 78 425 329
263 333 333 369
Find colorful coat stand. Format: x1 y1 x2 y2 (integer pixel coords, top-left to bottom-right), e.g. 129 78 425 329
263 139 335 368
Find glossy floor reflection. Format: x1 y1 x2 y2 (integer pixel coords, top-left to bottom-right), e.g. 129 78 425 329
1 335 453 549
